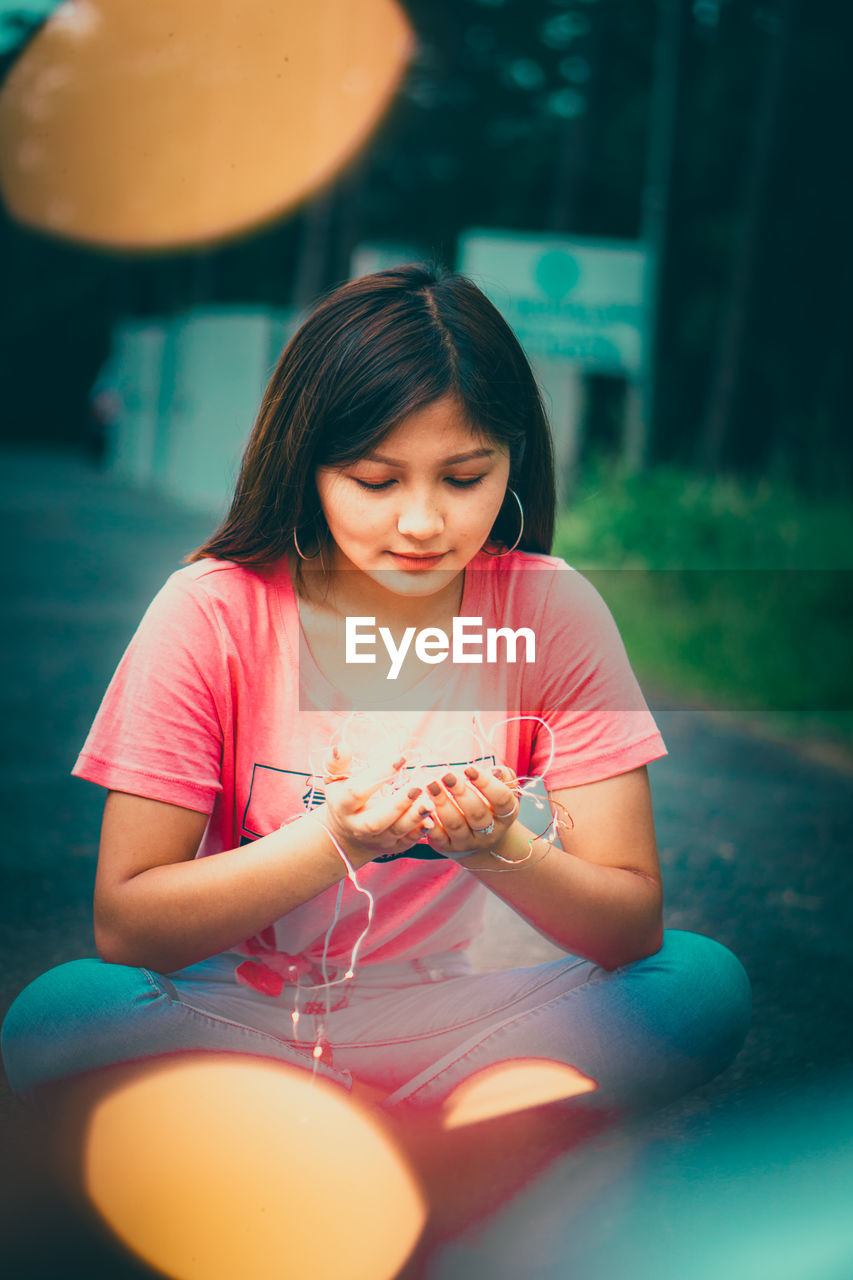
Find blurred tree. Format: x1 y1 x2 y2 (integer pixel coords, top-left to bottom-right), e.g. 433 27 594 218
651 0 850 490
0 0 848 492
742 0 852 494
696 0 798 475
630 0 685 470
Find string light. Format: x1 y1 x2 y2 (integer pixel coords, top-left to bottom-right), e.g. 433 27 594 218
266 712 572 1065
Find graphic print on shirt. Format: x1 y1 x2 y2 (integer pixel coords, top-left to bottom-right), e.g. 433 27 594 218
239 755 497 860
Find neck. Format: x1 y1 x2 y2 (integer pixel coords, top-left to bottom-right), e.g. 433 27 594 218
297 560 467 630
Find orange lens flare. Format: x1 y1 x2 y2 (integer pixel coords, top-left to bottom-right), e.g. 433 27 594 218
441 1057 598 1130
0 0 412 249
82 1054 426 1280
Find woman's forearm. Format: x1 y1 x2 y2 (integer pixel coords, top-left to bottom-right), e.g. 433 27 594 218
95 811 364 974
462 823 664 970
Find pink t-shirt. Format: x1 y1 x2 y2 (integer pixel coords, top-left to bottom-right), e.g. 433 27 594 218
73 550 665 974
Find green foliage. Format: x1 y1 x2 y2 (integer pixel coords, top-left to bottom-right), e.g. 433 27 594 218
556 459 853 569
553 462 853 748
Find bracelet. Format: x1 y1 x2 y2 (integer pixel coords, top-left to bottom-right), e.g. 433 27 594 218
475 835 546 873
489 837 535 866
481 846 550 873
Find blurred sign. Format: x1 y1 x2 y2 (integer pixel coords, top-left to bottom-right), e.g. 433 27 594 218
458 230 649 376
99 307 298 514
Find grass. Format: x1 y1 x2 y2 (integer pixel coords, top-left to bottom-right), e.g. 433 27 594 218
553 462 853 755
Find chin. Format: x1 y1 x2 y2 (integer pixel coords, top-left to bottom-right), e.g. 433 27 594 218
367 569 453 597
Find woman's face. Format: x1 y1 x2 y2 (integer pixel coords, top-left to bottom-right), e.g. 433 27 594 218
314 395 511 599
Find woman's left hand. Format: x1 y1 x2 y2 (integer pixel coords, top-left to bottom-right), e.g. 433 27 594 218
423 763 520 858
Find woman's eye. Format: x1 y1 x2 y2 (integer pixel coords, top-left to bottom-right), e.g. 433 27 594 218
352 475 486 491
353 478 396 491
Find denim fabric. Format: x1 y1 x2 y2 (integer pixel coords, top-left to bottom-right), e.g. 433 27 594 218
1 931 751 1113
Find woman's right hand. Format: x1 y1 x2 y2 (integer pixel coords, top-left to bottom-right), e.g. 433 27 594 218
316 748 434 865
93 765 433 973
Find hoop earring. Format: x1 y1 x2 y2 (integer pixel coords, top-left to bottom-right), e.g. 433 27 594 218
292 526 323 561
483 488 524 557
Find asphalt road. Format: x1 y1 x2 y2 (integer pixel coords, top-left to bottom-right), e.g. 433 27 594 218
1 448 851 1278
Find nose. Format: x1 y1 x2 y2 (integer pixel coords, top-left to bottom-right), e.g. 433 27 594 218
396 489 445 542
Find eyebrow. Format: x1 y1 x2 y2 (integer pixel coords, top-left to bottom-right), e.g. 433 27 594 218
363 448 496 467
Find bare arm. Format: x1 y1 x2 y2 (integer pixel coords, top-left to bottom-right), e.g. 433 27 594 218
424 765 664 971
94 793 360 972
94 762 432 973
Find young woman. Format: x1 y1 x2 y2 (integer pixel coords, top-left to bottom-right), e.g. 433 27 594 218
2 265 750 1252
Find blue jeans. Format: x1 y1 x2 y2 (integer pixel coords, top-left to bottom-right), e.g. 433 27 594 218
2 930 750 1114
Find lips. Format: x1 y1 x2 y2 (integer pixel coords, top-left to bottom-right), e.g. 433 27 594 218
388 552 446 569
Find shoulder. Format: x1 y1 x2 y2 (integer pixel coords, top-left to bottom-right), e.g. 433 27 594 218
470 549 608 619
155 558 286 617
168 557 280 598
134 559 289 653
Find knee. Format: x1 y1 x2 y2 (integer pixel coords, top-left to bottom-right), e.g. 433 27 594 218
1 959 145 1100
641 929 752 1072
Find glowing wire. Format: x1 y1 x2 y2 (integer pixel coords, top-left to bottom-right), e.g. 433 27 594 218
264 711 570 1064
313 821 376 975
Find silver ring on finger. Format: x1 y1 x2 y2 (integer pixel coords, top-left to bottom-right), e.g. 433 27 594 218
473 820 495 836
495 806 517 820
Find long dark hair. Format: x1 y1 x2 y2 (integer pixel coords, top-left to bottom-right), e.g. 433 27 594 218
189 264 556 568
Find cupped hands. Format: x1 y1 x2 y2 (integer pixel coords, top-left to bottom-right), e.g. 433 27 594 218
315 747 521 865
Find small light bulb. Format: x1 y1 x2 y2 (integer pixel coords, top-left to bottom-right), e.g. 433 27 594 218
313 1043 323 1060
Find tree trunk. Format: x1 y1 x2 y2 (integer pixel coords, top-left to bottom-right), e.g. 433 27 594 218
696 0 798 473
630 0 684 471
